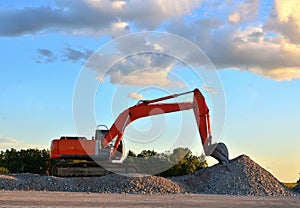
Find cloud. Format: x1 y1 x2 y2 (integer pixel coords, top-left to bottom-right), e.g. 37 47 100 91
88 48 186 87
273 0 300 23
128 92 144 100
237 0 259 23
36 48 57 63
202 84 218 94
0 0 201 37
62 47 93 63
0 138 48 151
228 13 241 24
110 67 185 88
207 25 300 81
165 0 300 81
36 46 94 64
4 0 300 82
265 0 300 44
249 67 300 81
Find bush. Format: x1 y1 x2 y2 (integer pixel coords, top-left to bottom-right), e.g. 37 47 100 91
0 148 53 174
0 167 10 174
125 148 207 177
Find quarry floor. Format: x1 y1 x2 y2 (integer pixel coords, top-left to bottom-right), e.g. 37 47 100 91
1 191 299 208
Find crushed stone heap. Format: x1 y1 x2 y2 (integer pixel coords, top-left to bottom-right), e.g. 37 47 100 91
0 155 298 196
293 182 300 194
170 155 296 196
0 173 185 194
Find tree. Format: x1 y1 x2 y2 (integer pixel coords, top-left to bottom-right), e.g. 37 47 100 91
137 149 157 158
124 148 208 177
127 150 137 157
0 148 53 175
158 149 208 177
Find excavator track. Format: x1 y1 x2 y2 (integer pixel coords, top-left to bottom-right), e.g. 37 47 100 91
52 162 138 177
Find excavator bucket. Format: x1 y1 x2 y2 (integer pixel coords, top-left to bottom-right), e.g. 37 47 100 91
210 142 229 164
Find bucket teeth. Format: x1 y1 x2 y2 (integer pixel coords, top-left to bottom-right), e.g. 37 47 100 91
210 142 229 164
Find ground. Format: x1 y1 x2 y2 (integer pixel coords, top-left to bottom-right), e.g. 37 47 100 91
1 191 300 208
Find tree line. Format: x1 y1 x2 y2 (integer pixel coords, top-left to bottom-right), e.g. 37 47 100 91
0 148 53 175
124 147 208 177
0 147 208 177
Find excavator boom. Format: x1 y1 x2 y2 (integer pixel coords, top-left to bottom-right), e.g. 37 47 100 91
101 88 229 164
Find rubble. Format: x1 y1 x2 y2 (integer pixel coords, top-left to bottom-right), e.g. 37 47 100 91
170 155 297 196
0 173 185 194
0 155 298 196
293 182 300 194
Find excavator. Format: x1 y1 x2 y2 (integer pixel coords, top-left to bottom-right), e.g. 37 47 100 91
50 88 229 176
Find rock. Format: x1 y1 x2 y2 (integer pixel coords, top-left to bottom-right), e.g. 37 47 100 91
170 155 296 196
293 182 300 193
0 155 298 196
0 173 185 194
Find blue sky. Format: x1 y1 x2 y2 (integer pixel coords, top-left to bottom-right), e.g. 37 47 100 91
1 0 300 182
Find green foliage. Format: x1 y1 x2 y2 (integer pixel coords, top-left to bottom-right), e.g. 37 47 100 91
137 150 157 158
0 166 10 174
159 148 208 177
0 147 207 177
127 150 137 157
125 147 207 177
0 148 54 175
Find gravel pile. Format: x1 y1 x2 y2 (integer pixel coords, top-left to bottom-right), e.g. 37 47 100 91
293 182 300 194
170 155 297 196
0 173 185 194
0 155 298 196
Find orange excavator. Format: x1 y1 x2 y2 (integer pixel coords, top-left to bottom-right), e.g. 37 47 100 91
50 88 229 176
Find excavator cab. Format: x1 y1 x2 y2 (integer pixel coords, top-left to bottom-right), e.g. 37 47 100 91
95 125 124 160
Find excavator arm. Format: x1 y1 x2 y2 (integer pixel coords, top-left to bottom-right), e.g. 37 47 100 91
101 88 229 164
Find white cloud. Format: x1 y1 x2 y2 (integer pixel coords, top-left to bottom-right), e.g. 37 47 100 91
224 27 300 81
202 84 218 94
128 92 144 100
274 0 300 23
3 0 300 82
250 67 300 81
87 46 187 87
0 138 48 151
153 43 164 52
228 13 241 24
87 0 300 82
110 67 185 88
167 13 300 81
265 0 300 44
226 0 259 24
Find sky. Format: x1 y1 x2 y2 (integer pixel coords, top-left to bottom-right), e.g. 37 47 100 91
0 0 299 182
